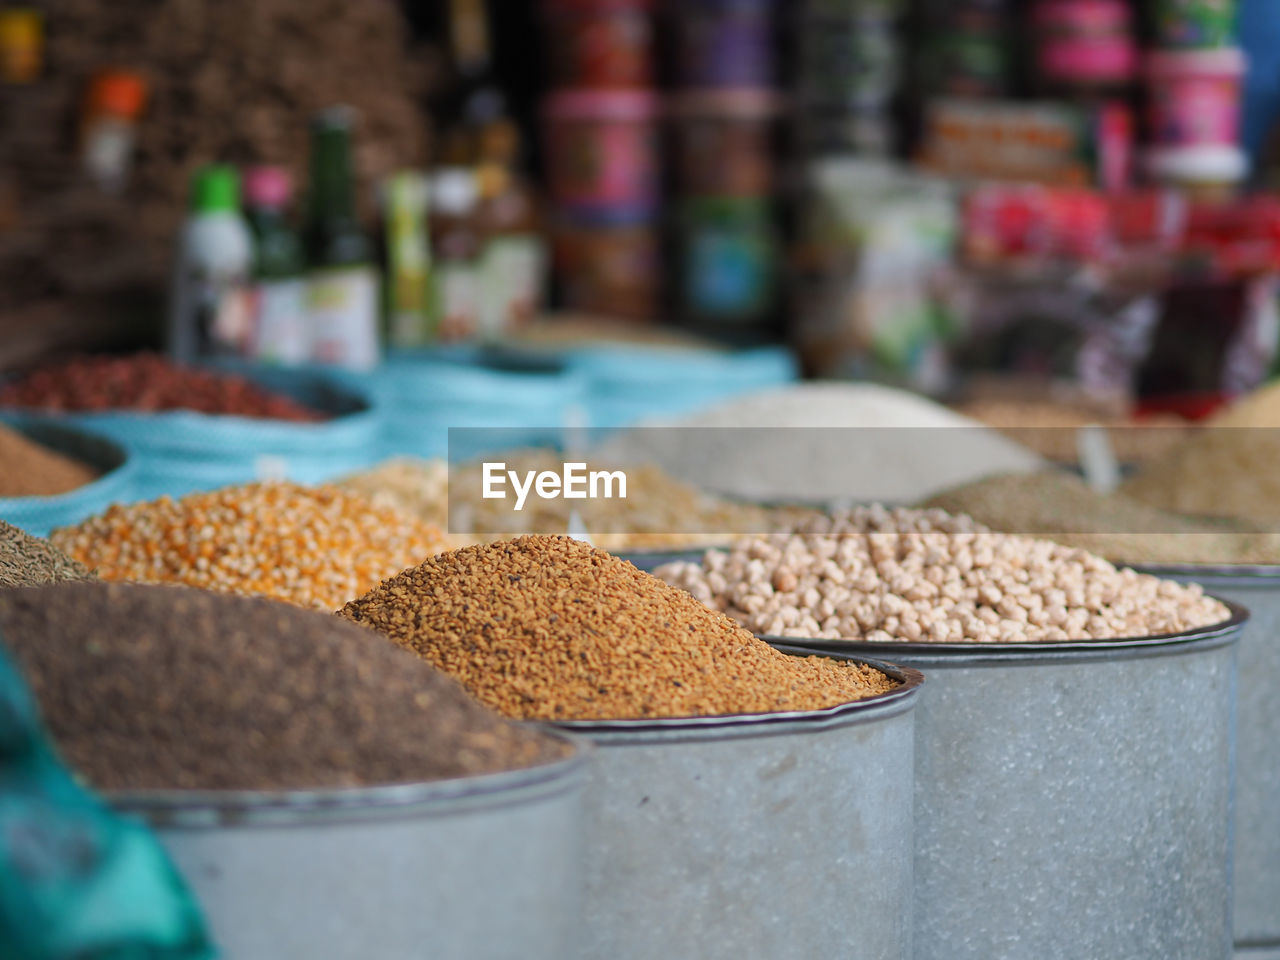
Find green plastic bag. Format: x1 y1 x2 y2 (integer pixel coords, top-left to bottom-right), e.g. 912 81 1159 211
0 639 214 959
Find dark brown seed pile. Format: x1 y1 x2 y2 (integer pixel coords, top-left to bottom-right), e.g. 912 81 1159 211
0 520 95 588
0 424 99 497
338 535 899 722
0 353 324 421
0 582 566 791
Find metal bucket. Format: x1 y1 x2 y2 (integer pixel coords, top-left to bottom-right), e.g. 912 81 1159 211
1132 565 1280 958
109 738 588 960
773 604 1246 960
549 655 923 960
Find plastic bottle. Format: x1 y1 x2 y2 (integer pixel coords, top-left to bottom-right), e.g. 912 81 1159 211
475 120 546 338
81 70 147 193
167 165 253 363
381 171 433 349
429 168 482 342
244 167 307 365
304 107 380 370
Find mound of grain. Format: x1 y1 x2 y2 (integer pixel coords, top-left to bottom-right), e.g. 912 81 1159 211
655 505 1230 642
596 382 1043 504
0 582 566 791
924 471 1280 565
338 535 898 721
0 422 100 497
51 482 446 610
0 519 95 587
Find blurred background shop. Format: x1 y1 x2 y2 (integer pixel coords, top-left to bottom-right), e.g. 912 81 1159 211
1 0 1280 430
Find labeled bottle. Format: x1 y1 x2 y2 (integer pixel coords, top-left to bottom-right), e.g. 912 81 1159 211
81 70 147 192
304 107 380 370
168 165 253 363
429 168 481 342
244 166 307 365
381 172 433 349
475 120 546 338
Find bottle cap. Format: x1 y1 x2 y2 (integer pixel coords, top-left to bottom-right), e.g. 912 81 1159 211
382 171 430 212
243 166 292 209
190 165 241 213
86 70 147 119
431 168 479 214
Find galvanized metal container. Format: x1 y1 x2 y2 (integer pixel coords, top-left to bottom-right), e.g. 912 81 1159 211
110 739 588 960
773 604 1246 960
1133 565 1280 958
550 655 923 960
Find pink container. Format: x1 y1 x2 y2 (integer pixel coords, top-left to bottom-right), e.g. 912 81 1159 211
1034 0 1137 87
1146 47 1246 148
541 0 654 89
543 90 659 213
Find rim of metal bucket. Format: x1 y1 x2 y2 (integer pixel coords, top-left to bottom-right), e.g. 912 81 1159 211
107 729 589 829
548 656 923 742
1127 561 1280 586
762 597 1247 667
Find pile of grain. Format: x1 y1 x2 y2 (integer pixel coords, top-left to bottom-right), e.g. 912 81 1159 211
0 519 94 587
0 423 99 497
338 535 898 721
0 353 324 420
655 506 1229 642
339 454 790 551
924 471 1280 565
1120 435 1280 524
954 398 1190 465
597 382 1044 504
51 482 445 610
0 583 565 791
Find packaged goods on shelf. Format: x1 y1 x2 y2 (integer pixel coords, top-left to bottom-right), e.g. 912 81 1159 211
919 98 1133 189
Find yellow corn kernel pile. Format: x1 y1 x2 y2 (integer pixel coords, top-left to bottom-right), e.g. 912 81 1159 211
51 482 447 610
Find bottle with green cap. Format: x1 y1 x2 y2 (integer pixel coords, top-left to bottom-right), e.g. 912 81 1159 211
304 106 380 370
167 164 254 363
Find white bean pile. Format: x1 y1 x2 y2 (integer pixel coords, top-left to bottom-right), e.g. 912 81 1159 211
655 506 1230 643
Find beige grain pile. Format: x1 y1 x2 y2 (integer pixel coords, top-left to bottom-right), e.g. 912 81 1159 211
338 535 898 721
924 471 1280 565
655 505 1229 642
1120 385 1280 522
0 423 99 497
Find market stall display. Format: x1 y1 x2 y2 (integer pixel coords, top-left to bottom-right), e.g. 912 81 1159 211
340 534 920 960
50 481 445 610
0 581 585 959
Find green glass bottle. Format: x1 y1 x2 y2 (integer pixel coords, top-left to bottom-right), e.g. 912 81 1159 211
243 166 307 364
304 106 379 370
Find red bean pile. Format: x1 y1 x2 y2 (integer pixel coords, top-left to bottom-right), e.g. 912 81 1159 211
0 353 325 421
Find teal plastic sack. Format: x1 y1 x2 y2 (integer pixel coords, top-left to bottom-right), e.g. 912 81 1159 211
0 639 213 959
58 365 380 502
565 345 798 429
0 417 138 538
334 354 587 461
